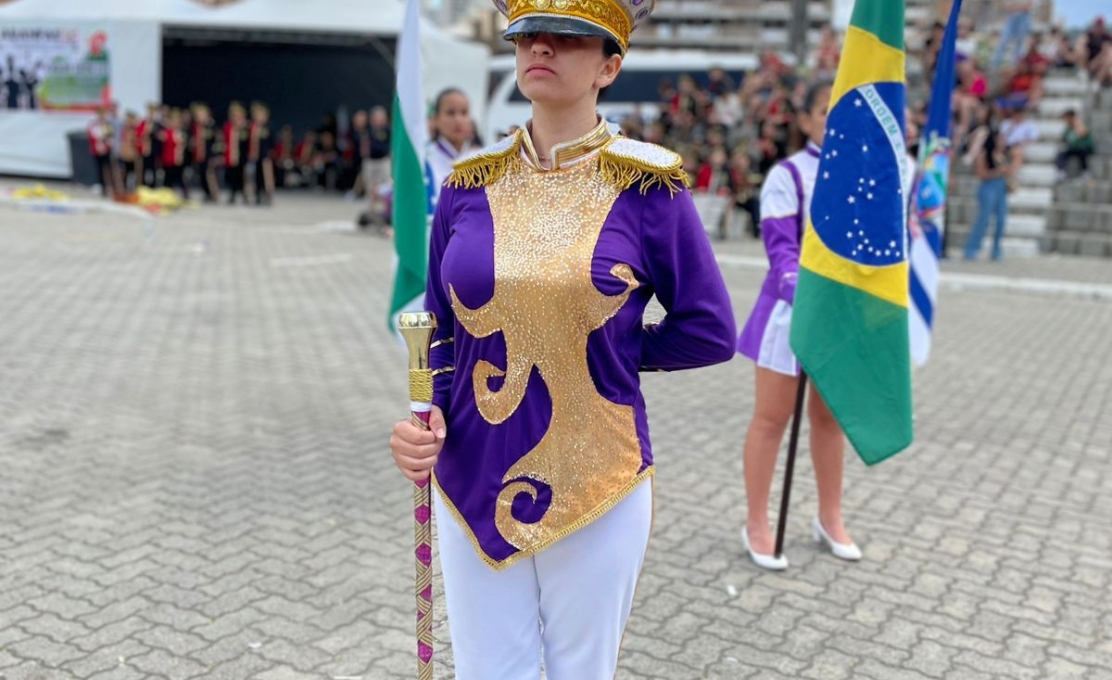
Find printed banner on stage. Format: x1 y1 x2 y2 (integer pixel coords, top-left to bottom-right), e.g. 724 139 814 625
1 25 110 112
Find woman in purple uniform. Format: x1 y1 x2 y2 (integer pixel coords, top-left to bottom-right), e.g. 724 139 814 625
736 81 863 571
388 0 735 677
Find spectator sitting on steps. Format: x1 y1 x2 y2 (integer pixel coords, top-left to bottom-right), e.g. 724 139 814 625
1056 109 1095 180
1001 59 1045 111
1078 18 1112 88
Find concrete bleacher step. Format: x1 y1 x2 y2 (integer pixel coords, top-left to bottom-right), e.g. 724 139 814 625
1048 205 1112 234
1038 98 1086 117
1016 164 1058 187
946 222 1045 258
1056 180 1112 205
947 193 1052 227
948 178 1055 207
999 237 1042 258
1049 231 1112 258
1043 75 1092 97
1006 214 1048 238
1035 119 1066 140
1011 187 1053 211
1024 142 1058 164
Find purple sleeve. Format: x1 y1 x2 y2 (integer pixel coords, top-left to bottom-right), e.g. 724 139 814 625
640 188 737 371
426 186 456 413
760 163 803 304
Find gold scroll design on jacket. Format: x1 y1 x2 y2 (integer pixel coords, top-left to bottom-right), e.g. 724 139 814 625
449 160 644 554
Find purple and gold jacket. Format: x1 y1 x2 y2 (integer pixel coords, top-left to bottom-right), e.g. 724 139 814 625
427 120 736 570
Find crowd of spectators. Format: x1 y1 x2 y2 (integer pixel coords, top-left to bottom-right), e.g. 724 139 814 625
602 8 1110 240
612 39 841 237
930 8 1107 188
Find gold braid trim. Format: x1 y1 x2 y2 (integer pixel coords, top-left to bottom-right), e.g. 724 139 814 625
409 369 433 404
446 130 523 190
432 467 654 571
598 141 689 197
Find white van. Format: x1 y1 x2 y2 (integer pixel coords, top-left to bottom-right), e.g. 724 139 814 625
483 51 759 144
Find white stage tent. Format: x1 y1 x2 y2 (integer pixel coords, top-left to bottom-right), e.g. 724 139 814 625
0 0 490 177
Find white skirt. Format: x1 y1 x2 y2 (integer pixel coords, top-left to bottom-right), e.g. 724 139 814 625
756 300 800 377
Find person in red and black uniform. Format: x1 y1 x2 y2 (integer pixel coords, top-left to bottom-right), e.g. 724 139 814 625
248 102 275 206
189 102 220 202
159 109 189 199
223 102 250 205
117 111 142 194
87 106 116 197
137 103 161 188
295 130 318 186
350 110 370 192
366 106 391 222
272 125 296 189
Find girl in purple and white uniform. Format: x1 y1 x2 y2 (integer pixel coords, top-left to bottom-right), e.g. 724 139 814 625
424 88 475 211
736 81 863 570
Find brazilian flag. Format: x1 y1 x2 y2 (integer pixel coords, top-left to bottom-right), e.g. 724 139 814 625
790 0 913 465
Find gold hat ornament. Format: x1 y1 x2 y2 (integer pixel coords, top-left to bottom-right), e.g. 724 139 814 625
493 0 656 54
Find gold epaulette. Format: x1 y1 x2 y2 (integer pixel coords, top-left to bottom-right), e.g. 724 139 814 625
599 138 688 197
446 131 523 189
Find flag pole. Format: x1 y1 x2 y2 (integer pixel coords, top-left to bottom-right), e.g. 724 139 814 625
774 371 809 558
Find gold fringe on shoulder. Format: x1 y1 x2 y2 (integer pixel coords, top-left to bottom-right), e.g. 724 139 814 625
598 142 689 197
446 131 524 189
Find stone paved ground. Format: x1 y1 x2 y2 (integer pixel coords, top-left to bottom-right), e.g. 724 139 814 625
1 189 1110 680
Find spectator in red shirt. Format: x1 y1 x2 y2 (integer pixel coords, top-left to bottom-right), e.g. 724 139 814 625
695 147 735 196
1021 34 1052 76
1003 60 1044 110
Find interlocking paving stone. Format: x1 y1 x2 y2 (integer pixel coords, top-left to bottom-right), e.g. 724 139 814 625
1 192 1110 679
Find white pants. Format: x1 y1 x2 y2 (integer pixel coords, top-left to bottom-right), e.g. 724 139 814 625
434 480 653 680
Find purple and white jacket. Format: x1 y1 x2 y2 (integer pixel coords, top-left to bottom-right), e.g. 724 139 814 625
425 120 736 570
737 141 821 372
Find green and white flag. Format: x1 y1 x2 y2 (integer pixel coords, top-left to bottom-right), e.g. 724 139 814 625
388 0 429 331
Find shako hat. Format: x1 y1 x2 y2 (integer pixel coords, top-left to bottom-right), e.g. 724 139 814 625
492 0 655 54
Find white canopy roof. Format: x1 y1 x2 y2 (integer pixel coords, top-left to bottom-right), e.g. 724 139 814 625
0 0 489 177
0 0 405 35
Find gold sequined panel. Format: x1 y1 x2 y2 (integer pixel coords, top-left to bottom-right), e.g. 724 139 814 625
448 159 643 554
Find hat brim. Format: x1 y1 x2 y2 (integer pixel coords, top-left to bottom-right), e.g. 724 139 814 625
503 15 622 48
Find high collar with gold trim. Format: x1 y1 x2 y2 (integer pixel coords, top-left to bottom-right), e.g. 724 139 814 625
520 117 613 171
447 125 688 197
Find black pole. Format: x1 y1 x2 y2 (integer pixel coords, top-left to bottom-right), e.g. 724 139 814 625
774 370 809 559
